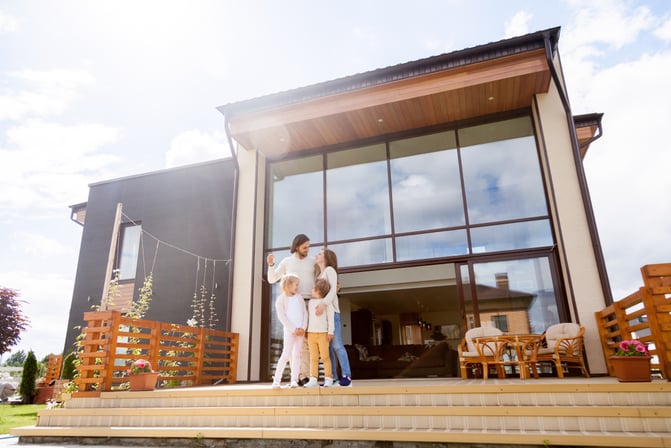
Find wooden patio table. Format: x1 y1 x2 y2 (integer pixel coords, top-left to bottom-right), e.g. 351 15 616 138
473 334 542 379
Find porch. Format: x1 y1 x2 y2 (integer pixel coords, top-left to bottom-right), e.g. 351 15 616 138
11 377 671 447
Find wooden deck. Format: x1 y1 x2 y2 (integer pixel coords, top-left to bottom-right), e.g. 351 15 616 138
11 377 671 447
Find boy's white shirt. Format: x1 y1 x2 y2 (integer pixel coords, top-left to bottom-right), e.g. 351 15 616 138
318 265 340 313
275 293 307 333
307 298 335 334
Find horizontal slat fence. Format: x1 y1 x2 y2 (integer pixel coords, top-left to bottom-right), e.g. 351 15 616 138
75 311 238 396
595 263 671 379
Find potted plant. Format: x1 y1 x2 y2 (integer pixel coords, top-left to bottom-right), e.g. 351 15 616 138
128 359 159 391
609 339 651 382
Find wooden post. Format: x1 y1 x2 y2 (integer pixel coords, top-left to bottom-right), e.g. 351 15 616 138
100 203 123 309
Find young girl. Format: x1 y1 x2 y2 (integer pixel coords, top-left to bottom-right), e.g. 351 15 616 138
272 273 308 389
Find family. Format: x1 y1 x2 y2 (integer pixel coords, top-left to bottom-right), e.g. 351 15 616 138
267 234 352 388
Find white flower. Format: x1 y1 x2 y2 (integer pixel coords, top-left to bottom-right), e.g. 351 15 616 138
187 318 197 327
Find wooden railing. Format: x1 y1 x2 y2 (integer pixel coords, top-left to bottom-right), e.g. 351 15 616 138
75 311 239 396
595 263 671 379
44 354 63 384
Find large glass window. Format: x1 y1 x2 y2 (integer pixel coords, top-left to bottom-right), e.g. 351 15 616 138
459 117 548 224
326 144 390 241
389 131 464 233
267 156 323 248
266 114 553 267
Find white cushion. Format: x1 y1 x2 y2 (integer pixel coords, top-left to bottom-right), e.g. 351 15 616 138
465 326 503 353
544 323 580 349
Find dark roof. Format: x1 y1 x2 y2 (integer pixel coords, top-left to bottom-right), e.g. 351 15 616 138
218 27 561 118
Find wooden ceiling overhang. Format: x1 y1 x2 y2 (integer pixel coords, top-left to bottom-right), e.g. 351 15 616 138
574 113 604 159
220 28 560 159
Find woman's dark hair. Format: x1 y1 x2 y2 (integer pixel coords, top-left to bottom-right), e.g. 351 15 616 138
290 234 310 253
323 248 338 272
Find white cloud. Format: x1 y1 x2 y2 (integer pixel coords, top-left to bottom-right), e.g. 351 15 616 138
10 232 74 258
0 10 19 33
654 17 671 41
0 270 74 359
165 129 230 168
504 11 533 39
0 69 94 121
581 50 671 297
564 0 654 51
0 121 121 212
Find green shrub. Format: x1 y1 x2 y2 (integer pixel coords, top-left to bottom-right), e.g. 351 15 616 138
19 350 38 404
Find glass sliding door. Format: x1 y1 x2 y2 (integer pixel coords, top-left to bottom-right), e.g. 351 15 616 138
458 256 561 335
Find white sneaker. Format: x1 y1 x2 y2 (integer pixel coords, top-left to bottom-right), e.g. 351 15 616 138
290 381 300 388
305 377 319 388
322 377 334 387
271 381 281 389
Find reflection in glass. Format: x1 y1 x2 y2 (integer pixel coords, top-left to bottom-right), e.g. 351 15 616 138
327 144 390 241
396 230 468 261
470 220 553 253
459 117 548 224
390 131 464 232
268 156 323 248
118 224 141 280
470 257 559 334
328 238 393 268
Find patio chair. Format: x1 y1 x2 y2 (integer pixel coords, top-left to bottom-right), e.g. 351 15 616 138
532 323 589 378
458 326 504 379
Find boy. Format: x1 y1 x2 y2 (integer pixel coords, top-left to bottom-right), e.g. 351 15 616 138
305 277 335 388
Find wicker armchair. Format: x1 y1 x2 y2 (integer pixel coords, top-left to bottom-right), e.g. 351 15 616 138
458 326 503 379
532 323 589 378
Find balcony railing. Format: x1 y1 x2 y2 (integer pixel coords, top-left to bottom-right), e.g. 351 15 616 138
74 311 238 396
595 263 671 379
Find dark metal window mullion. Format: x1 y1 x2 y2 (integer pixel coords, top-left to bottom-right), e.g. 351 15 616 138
385 142 397 262
454 130 472 255
322 153 328 247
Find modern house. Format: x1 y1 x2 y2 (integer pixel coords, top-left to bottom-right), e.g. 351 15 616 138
64 160 236 354
65 26 611 381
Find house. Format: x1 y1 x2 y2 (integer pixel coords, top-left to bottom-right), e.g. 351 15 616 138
63 160 236 354
65 26 611 381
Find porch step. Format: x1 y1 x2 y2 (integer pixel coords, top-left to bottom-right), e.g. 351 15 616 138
12 378 671 447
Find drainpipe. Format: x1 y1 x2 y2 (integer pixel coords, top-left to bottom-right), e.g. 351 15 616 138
223 112 239 330
543 31 613 306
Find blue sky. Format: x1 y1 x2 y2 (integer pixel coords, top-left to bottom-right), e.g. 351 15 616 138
1 0 670 360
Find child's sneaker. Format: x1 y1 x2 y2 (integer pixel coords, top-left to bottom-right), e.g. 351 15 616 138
271 380 281 389
339 376 352 387
322 377 334 387
290 381 300 388
304 377 318 388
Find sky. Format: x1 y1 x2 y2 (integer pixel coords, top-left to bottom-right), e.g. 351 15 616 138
1 0 670 361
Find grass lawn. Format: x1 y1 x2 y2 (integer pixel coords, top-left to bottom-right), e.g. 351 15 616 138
0 404 45 434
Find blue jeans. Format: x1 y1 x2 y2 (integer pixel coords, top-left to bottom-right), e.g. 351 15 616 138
329 312 352 379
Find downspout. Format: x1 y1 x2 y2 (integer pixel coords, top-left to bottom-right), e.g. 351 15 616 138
223 112 239 331
543 31 613 305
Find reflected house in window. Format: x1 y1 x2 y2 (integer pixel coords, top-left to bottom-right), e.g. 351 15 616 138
64 27 612 381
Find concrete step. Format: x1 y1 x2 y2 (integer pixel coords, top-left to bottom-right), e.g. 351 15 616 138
11 378 671 447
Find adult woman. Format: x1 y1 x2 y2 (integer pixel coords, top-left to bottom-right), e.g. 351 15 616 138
315 248 352 387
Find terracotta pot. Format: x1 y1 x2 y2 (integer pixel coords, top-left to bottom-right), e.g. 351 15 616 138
129 372 159 391
609 356 651 382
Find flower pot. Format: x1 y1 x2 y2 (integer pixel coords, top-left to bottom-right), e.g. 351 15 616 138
129 372 159 391
609 356 651 382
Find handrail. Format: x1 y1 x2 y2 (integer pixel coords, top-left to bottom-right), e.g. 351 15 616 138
595 263 671 378
74 311 239 396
